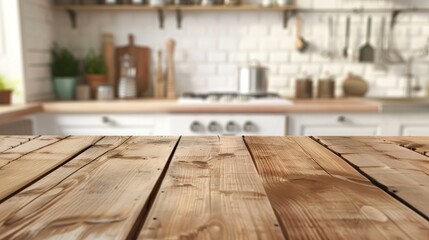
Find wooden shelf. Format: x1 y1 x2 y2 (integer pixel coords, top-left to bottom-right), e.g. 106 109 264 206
54 4 296 29
54 4 296 12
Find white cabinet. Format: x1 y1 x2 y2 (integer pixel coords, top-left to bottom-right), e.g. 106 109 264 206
382 113 429 136
33 113 169 136
288 113 383 136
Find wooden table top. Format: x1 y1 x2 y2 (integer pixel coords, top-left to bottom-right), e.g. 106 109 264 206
0 136 428 239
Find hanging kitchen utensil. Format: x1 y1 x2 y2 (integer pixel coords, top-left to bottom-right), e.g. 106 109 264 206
359 17 375 63
343 16 351 59
295 16 308 53
386 10 404 63
374 17 388 71
116 34 150 97
321 17 336 60
166 39 176 99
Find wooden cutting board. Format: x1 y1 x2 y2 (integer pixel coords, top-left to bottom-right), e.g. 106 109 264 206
116 34 150 97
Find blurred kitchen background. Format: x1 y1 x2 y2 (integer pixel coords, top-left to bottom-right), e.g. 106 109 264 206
0 0 428 136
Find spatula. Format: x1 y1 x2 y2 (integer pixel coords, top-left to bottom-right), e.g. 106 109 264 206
295 16 308 53
343 17 351 58
359 17 375 63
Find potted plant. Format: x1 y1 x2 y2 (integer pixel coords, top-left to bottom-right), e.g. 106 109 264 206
0 75 14 105
84 50 107 97
51 45 79 100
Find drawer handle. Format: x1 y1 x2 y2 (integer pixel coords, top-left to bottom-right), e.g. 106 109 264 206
102 116 115 125
337 116 346 123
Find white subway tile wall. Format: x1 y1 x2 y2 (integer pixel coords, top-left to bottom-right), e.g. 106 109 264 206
24 0 429 100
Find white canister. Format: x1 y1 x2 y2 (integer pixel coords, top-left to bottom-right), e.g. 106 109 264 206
149 0 166 6
276 0 290 6
260 0 273 7
97 84 115 101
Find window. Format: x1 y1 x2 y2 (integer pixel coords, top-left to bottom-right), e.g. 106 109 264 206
0 0 4 55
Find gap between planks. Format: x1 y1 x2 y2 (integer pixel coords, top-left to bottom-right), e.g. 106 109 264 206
244 136 429 239
0 136 180 239
138 136 284 239
0 136 103 204
126 136 182 240
312 136 429 221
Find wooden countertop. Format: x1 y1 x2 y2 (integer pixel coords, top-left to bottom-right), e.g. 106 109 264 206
0 136 428 239
41 98 380 113
0 104 43 123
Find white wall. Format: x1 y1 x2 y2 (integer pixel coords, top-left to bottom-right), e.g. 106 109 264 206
47 0 429 98
20 0 55 101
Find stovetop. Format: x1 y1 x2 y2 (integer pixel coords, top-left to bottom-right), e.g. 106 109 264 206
178 92 293 104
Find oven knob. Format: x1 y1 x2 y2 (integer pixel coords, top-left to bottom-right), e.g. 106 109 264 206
190 121 204 133
208 121 222 133
243 121 257 132
226 121 239 132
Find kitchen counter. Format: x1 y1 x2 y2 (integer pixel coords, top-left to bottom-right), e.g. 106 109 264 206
0 103 43 123
0 136 428 239
41 98 380 113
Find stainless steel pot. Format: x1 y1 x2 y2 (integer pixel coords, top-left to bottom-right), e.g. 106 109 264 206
238 61 268 94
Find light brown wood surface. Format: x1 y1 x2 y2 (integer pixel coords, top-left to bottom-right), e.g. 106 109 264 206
382 136 429 156
139 136 284 239
0 136 129 233
116 34 151 97
0 136 101 202
40 98 380 113
0 136 427 239
0 104 43 124
316 136 429 220
0 135 38 152
0 136 178 239
0 136 66 168
245 136 429 239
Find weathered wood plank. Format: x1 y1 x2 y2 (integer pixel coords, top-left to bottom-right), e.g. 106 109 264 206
0 136 129 231
245 136 429 239
0 136 179 239
0 136 67 168
139 136 284 240
0 136 101 202
0 135 39 152
381 137 429 156
316 136 429 219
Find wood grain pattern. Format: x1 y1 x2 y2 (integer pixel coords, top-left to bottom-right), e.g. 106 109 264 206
245 136 429 239
315 136 429 220
40 98 380 114
381 136 429 156
139 136 284 240
0 136 101 202
0 136 129 233
0 137 178 239
0 136 66 168
0 135 38 152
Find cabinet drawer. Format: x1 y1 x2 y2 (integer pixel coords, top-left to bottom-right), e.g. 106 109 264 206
288 113 382 136
53 114 161 127
58 127 153 136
